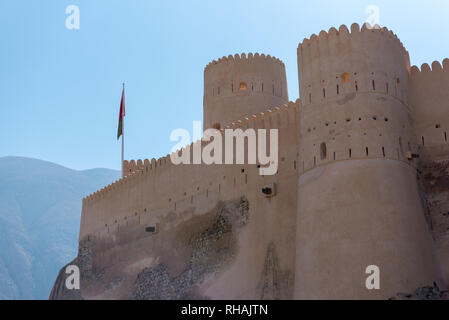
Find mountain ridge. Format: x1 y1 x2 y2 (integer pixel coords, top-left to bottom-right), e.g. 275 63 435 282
0 156 120 299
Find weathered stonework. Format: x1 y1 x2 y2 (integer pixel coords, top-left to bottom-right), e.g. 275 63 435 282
132 197 249 300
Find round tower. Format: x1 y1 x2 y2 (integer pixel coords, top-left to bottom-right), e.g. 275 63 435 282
203 53 288 129
294 23 443 299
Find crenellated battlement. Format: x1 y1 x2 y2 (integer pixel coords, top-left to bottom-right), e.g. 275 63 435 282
83 100 300 204
204 52 285 73
297 23 411 108
298 23 408 56
410 59 449 76
410 58 449 160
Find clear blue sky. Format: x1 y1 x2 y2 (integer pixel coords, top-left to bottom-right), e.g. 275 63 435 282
1 0 448 170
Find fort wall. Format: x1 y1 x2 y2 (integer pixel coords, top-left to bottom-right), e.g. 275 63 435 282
410 60 449 286
410 60 449 161
78 100 300 299
294 23 443 299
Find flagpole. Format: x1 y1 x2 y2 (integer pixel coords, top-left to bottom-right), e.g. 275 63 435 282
121 82 125 177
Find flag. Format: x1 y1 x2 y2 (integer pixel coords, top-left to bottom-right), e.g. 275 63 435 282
117 86 125 140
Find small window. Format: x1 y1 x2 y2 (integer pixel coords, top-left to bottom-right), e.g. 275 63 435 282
320 143 327 160
145 226 156 233
436 124 441 129
399 137 404 155
239 82 247 90
341 72 350 83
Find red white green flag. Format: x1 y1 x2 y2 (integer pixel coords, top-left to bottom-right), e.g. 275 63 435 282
117 86 125 140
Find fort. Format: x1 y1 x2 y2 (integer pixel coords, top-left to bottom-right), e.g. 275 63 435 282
51 22 449 300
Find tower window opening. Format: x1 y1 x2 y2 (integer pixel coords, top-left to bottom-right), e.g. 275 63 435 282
341 72 350 83
262 83 264 92
349 149 352 158
309 93 312 104
365 147 369 156
396 77 400 84
323 88 326 97
251 82 254 91
372 80 376 91
445 132 447 142
272 84 275 95
346 118 351 122
320 142 327 160
232 82 234 92
333 152 336 160
382 147 385 157
408 141 411 152
372 116 377 120
399 137 404 156
386 82 389 93
240 82 247 90
422 136 425 146
436 124 441 129
294 160 297 170
355 81 359 91
384 118 388 122
313 156 316 166
336 85 340 94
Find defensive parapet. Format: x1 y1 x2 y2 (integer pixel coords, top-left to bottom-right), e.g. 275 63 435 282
298 23 410 106
410 59 449 160
203 53 289 130
294 23 443 299
81 100 300 239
